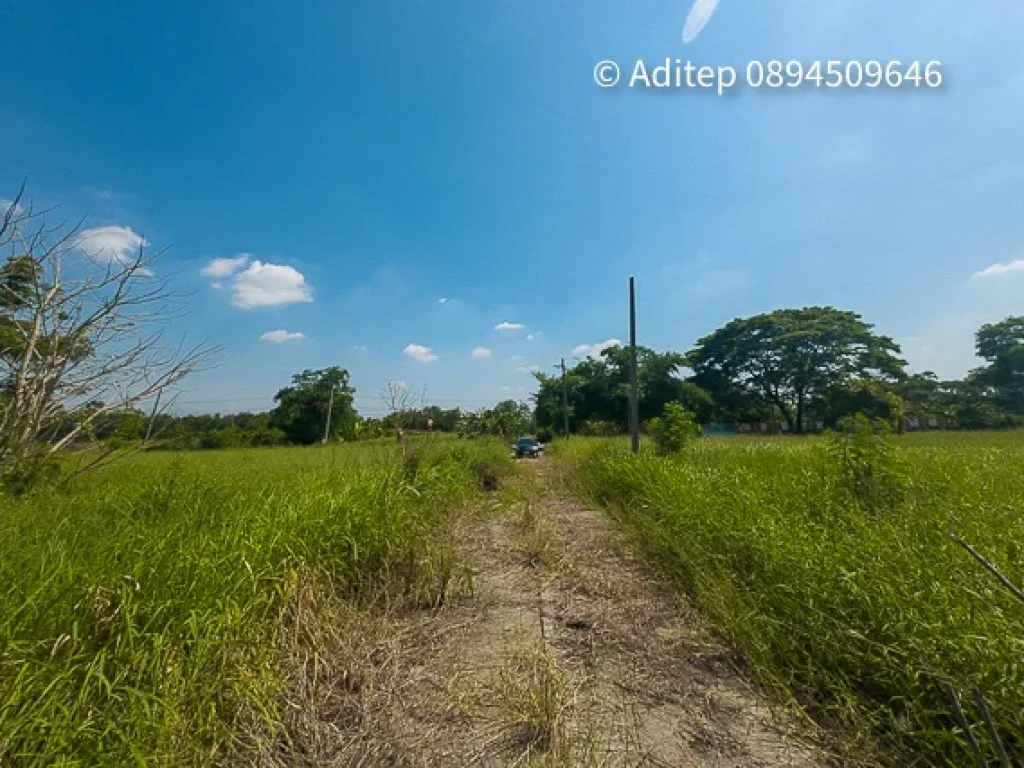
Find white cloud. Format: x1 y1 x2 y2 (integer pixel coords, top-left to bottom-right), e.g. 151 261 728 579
404 343 438 363
202 254 251 278
471 346 492 359
526 333 537 341
260 329 306 344
972 259 1024 279
352 344 368 351
514 364 541 374
76 226 149 263
509 354 526 363
231 261 313 309
494 321 525 331
210 282 223 290
438 297 450 304
572 338 622 359
85 187 115 200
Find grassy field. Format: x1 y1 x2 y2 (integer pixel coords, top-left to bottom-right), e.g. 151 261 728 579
555 430 1024 765
0 437 511 766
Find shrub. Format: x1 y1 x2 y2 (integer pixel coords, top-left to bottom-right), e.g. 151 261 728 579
825 413 908 511
580 420 620 437
647 402 701 455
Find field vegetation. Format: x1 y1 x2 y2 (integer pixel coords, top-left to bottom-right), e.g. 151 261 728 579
555 429 1024 765
0 437 511 765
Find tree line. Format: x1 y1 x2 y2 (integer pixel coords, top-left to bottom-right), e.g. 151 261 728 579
534 307 1024 435
47 307 1024 456
87 371 537 450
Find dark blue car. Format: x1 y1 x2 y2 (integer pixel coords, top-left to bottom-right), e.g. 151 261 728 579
512 436 542 458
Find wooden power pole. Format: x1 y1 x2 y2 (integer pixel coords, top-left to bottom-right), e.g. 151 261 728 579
629 277 640 454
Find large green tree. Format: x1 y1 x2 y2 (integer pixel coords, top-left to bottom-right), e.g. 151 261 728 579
687 307 906 433
270 367 356 444
972 316 1024 414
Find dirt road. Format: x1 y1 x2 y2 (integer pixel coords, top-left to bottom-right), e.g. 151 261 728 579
273 459 827 766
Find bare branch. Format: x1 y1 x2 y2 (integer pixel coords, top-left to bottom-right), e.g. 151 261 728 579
0 188 219 481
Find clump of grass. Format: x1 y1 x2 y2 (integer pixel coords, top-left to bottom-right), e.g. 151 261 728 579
497 641 568 755
0 438 510 765
567 431 1024 764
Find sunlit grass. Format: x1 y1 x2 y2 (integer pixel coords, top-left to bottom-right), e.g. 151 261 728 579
0 438 510 765
558 430 1024 764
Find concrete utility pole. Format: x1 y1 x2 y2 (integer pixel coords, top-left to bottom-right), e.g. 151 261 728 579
323 385 335 443
143 388 163 444
629 277 640 455
561 357 570 439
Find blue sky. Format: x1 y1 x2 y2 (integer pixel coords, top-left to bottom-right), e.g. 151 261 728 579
1 0 1023 415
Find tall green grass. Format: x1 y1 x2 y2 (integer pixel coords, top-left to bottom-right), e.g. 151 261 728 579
559 433 1024 765
0 438 510 765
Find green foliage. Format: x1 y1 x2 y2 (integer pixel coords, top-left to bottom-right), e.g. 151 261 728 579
568 431 1024 764
973 316 1024 415
270 366 357 444
0 440 511 764
579 419 620 436
647 402 701 455
825 414 908 511
535 427 554 444
687 307 906 433
532 347 709 434
457 399 533 437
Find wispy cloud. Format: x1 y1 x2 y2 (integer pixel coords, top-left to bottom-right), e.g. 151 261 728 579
85 187 115 200
972 258 1024 279
471 346 492 359
0 198 25 218
572 339 621 359
809 131 875 172
682 0 722 44
665 254 754 302
202 254 251 278
232 261 313 309
352 344 368 352
514 364 541 373
260 329 306 344
404 343 438 363
494 321 525 331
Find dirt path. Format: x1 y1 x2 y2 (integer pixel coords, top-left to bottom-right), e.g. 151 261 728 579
275 459 828 766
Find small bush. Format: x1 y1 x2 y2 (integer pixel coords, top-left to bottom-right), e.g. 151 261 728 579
536 427 555 444
647 402 701 456
825 413 908 512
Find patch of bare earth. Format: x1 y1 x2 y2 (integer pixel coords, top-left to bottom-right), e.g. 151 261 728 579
261 460 832 767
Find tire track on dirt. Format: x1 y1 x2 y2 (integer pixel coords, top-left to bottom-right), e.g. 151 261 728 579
271 459 828 766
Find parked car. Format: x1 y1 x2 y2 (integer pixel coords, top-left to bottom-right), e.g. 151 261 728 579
512 436 543 458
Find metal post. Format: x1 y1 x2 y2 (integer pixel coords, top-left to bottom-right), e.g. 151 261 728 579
561 357 570 439
323 385 335 443
629 277 640 454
